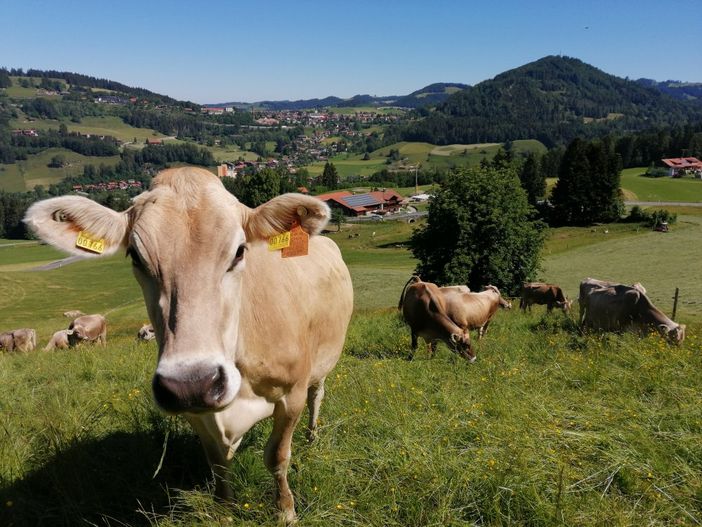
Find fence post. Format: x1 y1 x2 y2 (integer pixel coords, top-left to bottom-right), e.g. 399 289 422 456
672 287 679 321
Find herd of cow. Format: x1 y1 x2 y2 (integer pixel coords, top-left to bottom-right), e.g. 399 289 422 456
2 167 687 523
0 312 154 353
398 276 685 363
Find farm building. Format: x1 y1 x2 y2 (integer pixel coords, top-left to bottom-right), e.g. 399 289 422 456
661 157 702 178
315 189 405 216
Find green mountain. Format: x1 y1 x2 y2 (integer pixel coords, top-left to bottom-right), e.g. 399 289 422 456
403 56 702 147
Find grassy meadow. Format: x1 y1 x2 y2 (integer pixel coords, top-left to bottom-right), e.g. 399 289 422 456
0 148 121 192
1 212 701 526
305 140 548 178
621 167 702 202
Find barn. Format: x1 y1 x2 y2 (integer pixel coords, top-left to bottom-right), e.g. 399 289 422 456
315 189 405 216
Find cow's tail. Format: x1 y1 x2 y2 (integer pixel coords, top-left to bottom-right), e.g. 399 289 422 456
398 275 421 310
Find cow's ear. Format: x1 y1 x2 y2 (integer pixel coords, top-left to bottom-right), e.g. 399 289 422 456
24 196 130 257
243 193 330 241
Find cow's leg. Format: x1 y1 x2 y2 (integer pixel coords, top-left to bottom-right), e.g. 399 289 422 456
547 303 554 313
306 379 325 442
407 331 418 360
428 340 437 357
264 387 307 525
186 415 234 500
99 328 107 346
479 322 490 339
519 297 525 311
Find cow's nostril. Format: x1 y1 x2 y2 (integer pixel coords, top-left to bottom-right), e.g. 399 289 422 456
153 365 229 413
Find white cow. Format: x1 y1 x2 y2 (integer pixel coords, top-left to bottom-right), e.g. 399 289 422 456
25 166 353 524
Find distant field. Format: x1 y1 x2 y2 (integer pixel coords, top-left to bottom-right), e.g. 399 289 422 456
9 115 166 144
3 76 64 99
328 106 406 115
305 139 547 178
542 214 702 319
621 167 702 202
206 144 260 162
0 149 121 192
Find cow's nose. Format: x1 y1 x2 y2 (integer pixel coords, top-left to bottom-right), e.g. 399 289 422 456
152 364 228 413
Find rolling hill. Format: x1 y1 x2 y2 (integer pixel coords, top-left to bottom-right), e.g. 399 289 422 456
402 55 702 147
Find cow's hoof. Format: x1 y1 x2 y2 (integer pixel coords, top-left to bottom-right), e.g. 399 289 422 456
278 508 297 525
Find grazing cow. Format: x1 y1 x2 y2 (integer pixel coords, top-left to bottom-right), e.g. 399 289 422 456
441 285 512 340
578 278 646 325
520 282 572 313
67 314 107 346
63 310 85 319
439 285 471 294
0 328 36 352
24 166 353 524
398 276 474 362
138 323 155 341
581 283 685 344
44 329 70 351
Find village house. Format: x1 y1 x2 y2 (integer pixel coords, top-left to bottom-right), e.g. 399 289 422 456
315 189 405 216
661 157 702 178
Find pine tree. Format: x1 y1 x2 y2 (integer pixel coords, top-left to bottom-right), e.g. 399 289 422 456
322 162 339 190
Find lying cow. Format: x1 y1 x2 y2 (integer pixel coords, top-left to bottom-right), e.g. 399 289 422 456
138 323 155 341
0 328 37 352
580 282 685 344
63 310 85 319
441 285 512 340
579 278 646 326
67 315 107 347
25 166 353 524
398 276 474 362
520 282 572 313
44 329 70 351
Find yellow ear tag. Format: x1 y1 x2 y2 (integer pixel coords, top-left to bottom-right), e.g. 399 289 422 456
75 231 106 254
281 223 309 258
268 230 291 251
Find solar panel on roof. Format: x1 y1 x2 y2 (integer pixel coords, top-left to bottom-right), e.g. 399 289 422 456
342 194 381 207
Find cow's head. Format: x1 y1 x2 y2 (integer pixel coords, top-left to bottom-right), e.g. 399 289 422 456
557 299 573 312
449 331 475 363
25 167 330 414
663 323 686 345
138 324 156 342
484 285 512 309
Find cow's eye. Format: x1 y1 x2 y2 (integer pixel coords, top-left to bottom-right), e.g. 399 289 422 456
227 243 247 272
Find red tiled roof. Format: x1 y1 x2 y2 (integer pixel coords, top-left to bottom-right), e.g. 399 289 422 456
661 157 702 168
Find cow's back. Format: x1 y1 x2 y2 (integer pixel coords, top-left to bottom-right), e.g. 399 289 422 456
443 291 498 329
237 235 353 387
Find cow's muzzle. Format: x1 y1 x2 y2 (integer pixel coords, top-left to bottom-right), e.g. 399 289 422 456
152 362 240 413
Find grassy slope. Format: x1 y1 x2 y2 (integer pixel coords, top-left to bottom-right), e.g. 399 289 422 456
0 149 121 192
621 167 702 202
305 140 547 178
9 115 167 143
1 216 701 526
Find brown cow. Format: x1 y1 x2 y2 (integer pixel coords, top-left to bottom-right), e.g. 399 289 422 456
520 282 572 313
439 285 471 294
581 283 685 344
441 285 512 340
398 276 474 362
44 329 70 351
24 166 353 524
578 278 646 325
138 323 155 341
67 314 107 346
0 328 36 352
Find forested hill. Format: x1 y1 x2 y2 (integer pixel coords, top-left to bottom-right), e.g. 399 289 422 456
402 56 702 147
636 78 702 102
210 83 470 110
3 67 198 108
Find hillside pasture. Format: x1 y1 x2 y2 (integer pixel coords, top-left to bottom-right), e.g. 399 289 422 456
305 139 547 179
0 148 121 192
621 167 702 202
1 218 701 526
9 115 168 144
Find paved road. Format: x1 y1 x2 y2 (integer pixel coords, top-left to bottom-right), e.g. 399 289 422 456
31 255 86 271
624 201 702 208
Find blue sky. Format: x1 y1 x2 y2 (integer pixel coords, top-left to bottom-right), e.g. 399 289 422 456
1 0 701 104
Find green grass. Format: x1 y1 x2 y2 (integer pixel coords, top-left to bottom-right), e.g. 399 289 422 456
305 140 547 179
620 167 702 202
0 148 120 192
1 216 701 526
9 115 167 144
205 145 260 163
